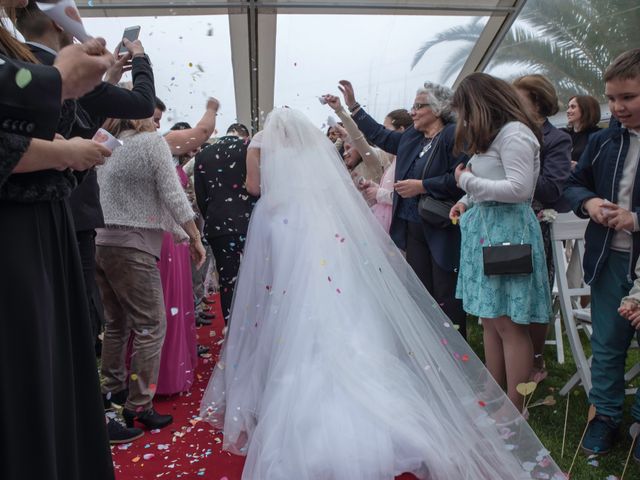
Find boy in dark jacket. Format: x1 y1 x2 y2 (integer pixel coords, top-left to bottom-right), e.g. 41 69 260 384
564 48 640 459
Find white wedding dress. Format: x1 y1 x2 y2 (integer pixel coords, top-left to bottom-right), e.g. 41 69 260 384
201 108 563 480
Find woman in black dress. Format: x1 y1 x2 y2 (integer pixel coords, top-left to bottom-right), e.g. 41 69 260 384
561 95 602 169
0 9 115 479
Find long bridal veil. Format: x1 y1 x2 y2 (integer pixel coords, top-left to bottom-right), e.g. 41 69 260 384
201 107 564 480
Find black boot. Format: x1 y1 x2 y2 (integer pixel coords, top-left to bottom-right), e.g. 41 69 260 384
107 417 144 444
123 407 173 430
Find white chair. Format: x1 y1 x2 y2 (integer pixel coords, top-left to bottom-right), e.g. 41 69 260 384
551 212 639 396
548 279 566 364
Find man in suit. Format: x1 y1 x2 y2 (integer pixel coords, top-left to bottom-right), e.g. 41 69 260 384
194 125 257 324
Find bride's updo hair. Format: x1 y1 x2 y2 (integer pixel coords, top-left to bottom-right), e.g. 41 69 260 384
262 107 326 149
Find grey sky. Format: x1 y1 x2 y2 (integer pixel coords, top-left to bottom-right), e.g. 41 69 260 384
84 13 484 133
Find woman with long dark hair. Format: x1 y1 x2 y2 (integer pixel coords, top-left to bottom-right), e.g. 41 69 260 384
450 73 552 413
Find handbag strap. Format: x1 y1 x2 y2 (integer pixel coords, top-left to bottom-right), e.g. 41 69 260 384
478 189 534 246
418 133 442 181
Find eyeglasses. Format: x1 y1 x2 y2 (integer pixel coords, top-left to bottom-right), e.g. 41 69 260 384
411 103 431 112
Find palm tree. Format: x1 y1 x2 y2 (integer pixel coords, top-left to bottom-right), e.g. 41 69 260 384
411 0 640 102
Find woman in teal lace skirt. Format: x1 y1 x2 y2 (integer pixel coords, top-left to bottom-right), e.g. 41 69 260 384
449 73 552 413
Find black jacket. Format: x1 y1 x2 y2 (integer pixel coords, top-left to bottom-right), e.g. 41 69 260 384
0 53 62 140
194 136 257 240
352 108 467 271
29 44 156 232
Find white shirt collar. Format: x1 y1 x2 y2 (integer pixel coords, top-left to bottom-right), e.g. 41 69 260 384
25 41 58 58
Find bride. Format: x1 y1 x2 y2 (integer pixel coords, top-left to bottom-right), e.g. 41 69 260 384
200 107 563 480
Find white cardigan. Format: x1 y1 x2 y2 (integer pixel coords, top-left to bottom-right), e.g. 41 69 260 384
97 131 194 239
459 121 540 206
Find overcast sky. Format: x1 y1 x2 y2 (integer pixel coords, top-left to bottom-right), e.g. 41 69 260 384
81 12 489 134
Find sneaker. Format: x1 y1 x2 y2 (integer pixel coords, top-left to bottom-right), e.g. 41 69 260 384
123 407 173 430
107 418 144 444
581 414 618 455
197 344 210 356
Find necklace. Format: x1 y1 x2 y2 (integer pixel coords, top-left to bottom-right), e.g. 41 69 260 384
418 132 441 158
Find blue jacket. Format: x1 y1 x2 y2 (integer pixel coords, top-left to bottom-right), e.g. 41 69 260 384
564 127 640 284
537 120 572 212
352 108 467 271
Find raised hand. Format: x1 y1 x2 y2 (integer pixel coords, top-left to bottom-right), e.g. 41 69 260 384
338 80 357 108
322 94 342 112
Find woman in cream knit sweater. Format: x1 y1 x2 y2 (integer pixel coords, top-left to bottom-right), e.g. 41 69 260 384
95 117 205 431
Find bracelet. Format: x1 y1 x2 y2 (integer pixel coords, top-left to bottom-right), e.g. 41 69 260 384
348 102 361 113
189 233 201 244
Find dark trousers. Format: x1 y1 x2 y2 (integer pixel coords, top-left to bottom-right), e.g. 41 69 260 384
589 250 640 423
208 234 246 324
76 229 104 345
406 221 466 338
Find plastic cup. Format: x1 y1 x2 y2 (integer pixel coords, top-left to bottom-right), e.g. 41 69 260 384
92 128 123 153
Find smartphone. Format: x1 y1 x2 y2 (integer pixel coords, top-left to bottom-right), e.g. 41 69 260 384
118 25 141 55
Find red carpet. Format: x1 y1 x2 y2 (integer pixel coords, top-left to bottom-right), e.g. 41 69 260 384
113 294 416 480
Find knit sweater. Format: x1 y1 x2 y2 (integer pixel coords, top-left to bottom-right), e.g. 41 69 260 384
97 131 194 240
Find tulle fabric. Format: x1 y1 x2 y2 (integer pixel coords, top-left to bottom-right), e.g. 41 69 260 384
201 108 563 480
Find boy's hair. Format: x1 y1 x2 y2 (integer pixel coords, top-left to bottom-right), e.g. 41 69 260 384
170 122 191 131
604 48 640 83
155 97 167 112
226 123 250 138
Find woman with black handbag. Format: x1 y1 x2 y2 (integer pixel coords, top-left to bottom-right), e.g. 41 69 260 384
449 73 552 414
340 80 468 337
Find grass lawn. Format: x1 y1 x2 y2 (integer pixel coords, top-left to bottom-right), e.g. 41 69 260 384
466 320 640 479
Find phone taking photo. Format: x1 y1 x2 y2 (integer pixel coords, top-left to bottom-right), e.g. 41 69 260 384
118 25 141 55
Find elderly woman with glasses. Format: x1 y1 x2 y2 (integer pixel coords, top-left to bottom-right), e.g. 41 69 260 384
338 80 468 337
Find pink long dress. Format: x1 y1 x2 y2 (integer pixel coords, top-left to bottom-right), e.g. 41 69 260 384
371 158 395 232
156 166 197 395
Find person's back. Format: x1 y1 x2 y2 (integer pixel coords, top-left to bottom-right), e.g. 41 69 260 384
194 133 256 323
194 135 256 241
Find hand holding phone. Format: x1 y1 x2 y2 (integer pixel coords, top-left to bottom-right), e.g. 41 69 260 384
118 26 141 55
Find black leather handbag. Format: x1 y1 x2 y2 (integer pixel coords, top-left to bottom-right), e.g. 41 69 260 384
479 206 533 276
416 135 455 229
482 243 533 276
418 195 455 228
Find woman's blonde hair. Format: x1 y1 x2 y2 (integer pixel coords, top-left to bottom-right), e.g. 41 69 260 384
103 117 156 138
